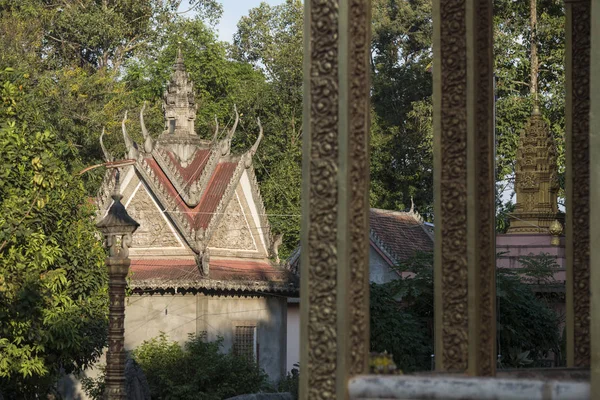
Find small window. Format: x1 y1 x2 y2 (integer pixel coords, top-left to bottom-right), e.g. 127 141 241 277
234 325 257 362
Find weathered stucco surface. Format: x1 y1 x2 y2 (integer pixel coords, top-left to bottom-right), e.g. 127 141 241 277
125 293 287 381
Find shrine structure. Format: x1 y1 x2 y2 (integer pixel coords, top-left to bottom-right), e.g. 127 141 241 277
95 49 296 383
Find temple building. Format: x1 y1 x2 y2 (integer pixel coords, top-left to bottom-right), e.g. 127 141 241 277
95 50 297 383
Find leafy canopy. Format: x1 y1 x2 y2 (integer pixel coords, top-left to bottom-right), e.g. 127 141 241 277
0 69 108 397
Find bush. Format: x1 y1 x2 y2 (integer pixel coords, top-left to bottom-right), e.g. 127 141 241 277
132 333 270 400
370 251 561 371
277 363 299 400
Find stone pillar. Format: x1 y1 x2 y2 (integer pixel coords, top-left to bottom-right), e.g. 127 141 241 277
432 0 496 375
96 185 139 400
299 0 371 398
565 0 591 369
105 258 130 400
589 0 600 395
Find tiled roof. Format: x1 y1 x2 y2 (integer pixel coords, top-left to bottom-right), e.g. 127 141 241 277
144 157 237 230
369 208 433 265
194 162 238 229
285 208 433 273
165 149 211 184
130 259 298 294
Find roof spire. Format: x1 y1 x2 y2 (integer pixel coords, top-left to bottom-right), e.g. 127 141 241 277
162 45 197 137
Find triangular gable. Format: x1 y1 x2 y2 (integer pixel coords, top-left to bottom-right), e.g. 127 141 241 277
124 181 185 249
208 191 258 252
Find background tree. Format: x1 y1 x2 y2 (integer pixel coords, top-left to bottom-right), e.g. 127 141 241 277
233 0 303 258
0 69 108 397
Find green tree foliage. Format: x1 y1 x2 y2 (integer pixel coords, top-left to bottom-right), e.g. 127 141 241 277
494 0 565 184
0 69 108 397
369 0 433 214
131 334 270 400
233 0 303 258
0 0 223 70
370 251 561 371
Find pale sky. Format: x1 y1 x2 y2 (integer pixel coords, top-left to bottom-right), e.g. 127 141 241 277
180 0 285 43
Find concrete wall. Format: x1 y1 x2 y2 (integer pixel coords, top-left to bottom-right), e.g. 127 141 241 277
496 234 566 282
62 293 287 400
286 301 300 372
369 247 398 284
125 293 197 348
124 293 287 382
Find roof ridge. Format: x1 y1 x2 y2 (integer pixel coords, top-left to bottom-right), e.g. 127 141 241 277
370 207 424 224
369 227 398 265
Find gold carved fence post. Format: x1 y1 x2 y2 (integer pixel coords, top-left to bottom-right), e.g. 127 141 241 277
432 0 496 375
300 0 371 398
565 0 591 370
589 0 599 395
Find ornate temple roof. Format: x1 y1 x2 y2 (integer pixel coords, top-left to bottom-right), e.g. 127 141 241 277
97 51 294 295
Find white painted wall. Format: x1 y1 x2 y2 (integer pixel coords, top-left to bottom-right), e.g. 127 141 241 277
286 301 300 372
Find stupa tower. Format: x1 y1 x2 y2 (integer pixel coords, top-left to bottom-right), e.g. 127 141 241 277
506 0 562 234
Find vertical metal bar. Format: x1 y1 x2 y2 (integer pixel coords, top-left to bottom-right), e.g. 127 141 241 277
300 0 371 398
433 0 495 375
565 0 591 369
589 0 599 394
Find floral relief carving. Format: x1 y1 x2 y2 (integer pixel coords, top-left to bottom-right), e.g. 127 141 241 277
348 0 371 375
569 0 591 368
439 0 469 372
126 185 181 248
475 0 495 376
306 0 339 397
208 196 256 251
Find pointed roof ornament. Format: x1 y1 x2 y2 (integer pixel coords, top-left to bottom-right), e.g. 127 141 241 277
175 43 185 71
140 102 154 153
410 196 415 214
100 127 113 162
532 96 541 116
220 105 239 156
162 45 197 136
244 117 264 168
121 111 138 159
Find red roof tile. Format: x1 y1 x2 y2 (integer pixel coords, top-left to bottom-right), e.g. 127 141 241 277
210 259 287 281
195 162 238 229
166 149 211 185
369 208 433 264
130 259 200 282
144 158 237 230
129 259 296 292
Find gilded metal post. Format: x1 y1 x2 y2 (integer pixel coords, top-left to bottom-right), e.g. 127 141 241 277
589 0 599 395
565 0 591 369
300 0 371 398
97 179 139 400
432 0 496 375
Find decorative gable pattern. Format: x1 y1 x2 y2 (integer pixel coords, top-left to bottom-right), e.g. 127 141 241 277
125 182 183 249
